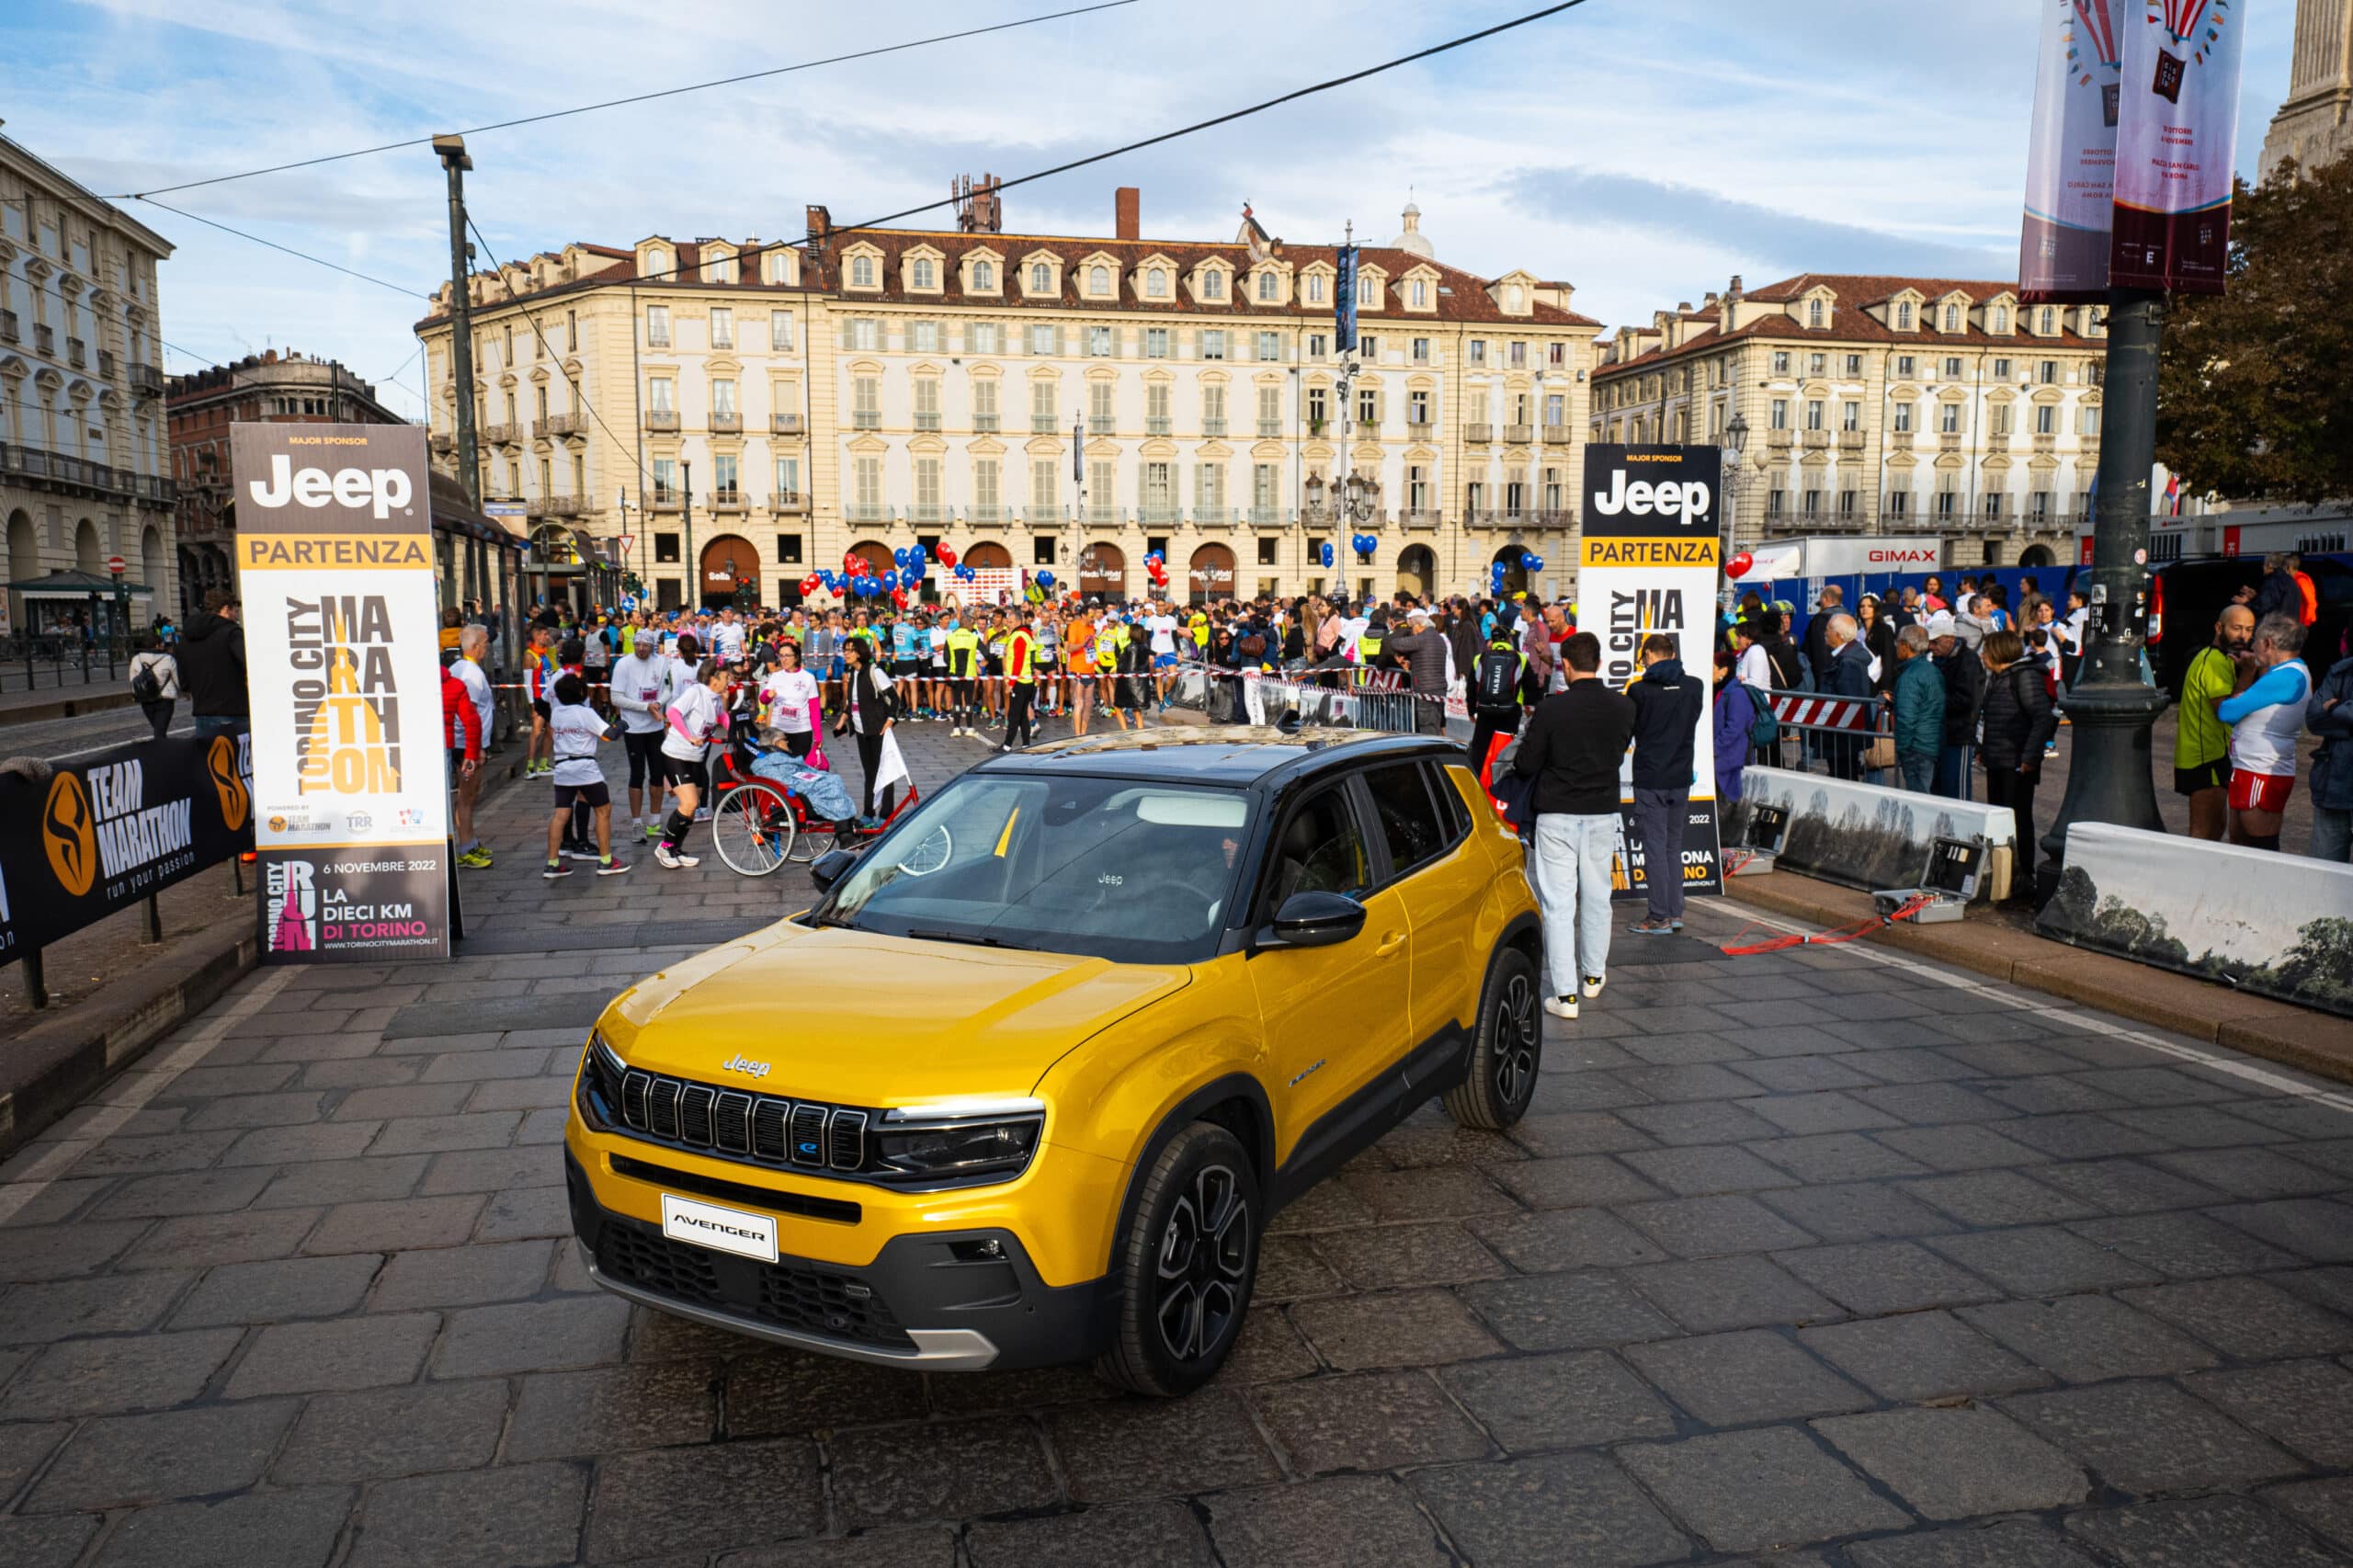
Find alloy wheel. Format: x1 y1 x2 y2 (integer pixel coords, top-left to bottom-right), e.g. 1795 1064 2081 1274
1492 971 1539 1108
1154 1163 1250 1363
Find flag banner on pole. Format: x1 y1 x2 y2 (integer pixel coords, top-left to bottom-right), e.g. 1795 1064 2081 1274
2020 0 2125 301
1580 445 1724 903
2110 0 2245 293
231 422 452 962
1334 244 1358 354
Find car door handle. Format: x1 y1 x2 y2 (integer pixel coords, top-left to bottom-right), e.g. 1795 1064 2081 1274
1375 931 1405 956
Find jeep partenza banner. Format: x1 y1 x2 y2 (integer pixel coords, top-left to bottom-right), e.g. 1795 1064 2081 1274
0 730 253 964
1581 444 1724 903
229 423 450 961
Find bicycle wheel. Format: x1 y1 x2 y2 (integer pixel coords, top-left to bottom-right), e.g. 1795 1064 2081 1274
789 817 835 863
712 783 794 877
896 823 953 876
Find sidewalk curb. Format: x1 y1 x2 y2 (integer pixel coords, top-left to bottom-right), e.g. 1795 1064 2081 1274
1722 870 2353 1087
0 689 137 727
0 751 533 1161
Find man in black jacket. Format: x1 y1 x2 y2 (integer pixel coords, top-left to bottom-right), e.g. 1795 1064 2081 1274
1927 610 1984 800
1627 634 1703 936
178 589 249 735
1510 631 1635 1019
1824 612 1875 780
1803 585 1847 686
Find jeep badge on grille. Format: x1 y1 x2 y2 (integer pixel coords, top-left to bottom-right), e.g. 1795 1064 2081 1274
722 1055 771 1079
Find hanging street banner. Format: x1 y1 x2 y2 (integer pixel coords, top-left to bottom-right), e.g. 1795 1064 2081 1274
228 423 452 963
1580 444 1725 904
2020 0 2125 301
0 729 253 966
2110 0 2245 292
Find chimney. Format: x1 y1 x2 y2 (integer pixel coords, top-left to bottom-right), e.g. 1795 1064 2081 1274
1115 187 1140 242
1728 272 1744 300
805 205 832 242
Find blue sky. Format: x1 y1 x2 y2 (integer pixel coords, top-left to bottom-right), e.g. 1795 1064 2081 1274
2 0 2302 419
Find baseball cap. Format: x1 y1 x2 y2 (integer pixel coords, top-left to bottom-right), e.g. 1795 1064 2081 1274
1923 611 1958 638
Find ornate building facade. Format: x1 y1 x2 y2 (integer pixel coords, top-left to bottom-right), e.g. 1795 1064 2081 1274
0 128 176 635
412 189 1601 609
2259 0 2353 182
1590 275 2108 570
165 350 405 618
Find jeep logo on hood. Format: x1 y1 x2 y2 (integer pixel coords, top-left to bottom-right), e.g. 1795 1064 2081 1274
722 1054 771 1079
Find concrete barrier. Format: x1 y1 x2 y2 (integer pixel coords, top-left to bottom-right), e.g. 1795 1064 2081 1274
1722 766 2018 901
2040 822 2353 1018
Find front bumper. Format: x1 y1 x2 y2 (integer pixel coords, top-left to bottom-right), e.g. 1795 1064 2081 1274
564 1152 1115 1372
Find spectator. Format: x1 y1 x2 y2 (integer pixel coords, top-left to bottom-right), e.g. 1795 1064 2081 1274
2217 614 2313 852
1627 632 1703 937
1510 631 1636 1019
1711 650 1755 804
2238 553 2302 623
1759 609 1805 692
1921 574 1949 614
178 589 247 736
1927 611 1984 801
1467 610 1526 784
449 627 496 869
1979 629 2059 902
2288 552 2319 629
2177 605 2254 840
1518 600 1557 705
2308 642 2353 862
1890 624 1946 794
1953 593 1996 651
1804 584 1847 685
1382 609 1451 735
438 607 464 665
2060 589 2091 689
1823 612 1875 780
1890 586 1923 633
128 631 179 742
1857 595 1899 699
1732 618 1772 692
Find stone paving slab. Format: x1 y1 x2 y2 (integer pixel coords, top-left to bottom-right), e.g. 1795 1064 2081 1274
1 715 2350 1564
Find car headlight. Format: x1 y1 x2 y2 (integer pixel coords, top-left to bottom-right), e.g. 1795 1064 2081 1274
577 1032 628 1127
874 1099 1045 1179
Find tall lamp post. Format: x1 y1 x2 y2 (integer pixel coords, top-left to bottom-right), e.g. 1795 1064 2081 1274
1721 411 1749 609
432 135 479 509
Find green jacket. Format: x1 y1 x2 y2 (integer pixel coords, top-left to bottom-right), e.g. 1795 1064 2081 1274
1892 653 1946 757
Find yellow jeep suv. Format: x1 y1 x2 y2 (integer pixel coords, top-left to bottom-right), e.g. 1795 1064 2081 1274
564 728 1544 1394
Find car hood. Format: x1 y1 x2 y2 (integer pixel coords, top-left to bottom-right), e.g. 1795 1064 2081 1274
602 919 1191 1108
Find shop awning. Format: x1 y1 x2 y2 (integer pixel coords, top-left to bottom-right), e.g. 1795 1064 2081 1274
8 570 153 599
431 473 529 551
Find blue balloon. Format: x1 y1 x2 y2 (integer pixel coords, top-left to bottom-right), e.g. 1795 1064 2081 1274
1036 570 1054 587
1319 542 1334 567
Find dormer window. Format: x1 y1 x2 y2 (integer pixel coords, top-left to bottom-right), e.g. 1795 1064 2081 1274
972 260 994 290
1410 278 1427 308
1147 268 1167 298
911 257 935 290
2039 306 2055 335
1943 303 1961 332
1896 301 1914 330
646 247 672 278
1202 269 1224 300
1031 261 1051 293
849 255 876 289
1993 305 2010 332
1258 272 1278 301
1358 276 1377 306
1807 300 1824 327
1090 265 1110 297
1506 284 1523 312
1306 275 1325 304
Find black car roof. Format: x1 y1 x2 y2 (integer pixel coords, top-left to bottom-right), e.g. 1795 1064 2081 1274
978 725 1456 788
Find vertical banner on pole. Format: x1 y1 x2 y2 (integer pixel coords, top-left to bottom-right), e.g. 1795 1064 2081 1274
2020 0 2125 301
1581 445 1724 903
1334 244 1359 355
2109 0 2245 292
231 423 453 962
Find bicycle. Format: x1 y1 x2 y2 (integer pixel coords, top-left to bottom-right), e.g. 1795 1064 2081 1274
710 732 927 878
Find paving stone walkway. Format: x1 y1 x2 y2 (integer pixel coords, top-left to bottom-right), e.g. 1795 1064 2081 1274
3 708 2351 1567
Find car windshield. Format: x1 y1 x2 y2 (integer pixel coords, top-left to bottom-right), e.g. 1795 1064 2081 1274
814 773 1256 964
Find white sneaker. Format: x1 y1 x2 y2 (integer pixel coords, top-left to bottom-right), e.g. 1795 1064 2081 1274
1582 975 1607 1000
1542 995 1579 1020
654 845 680 869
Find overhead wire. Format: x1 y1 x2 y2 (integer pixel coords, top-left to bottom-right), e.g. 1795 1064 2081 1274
133 197 425 299
104 1 1141 201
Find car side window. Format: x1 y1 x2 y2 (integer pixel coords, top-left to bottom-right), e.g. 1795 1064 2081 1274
1265 785 1371 909
1429 762 1474 844
1359 762 1447 881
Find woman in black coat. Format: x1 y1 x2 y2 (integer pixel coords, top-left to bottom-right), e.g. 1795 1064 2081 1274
1977 629 2060 903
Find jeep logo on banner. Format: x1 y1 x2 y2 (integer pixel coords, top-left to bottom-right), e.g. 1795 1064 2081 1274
229 423 451 963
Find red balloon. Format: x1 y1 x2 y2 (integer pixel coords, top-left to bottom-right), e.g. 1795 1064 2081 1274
936 547 958 569
1726 551 1753 579
800 574 820 596
892 588 909 609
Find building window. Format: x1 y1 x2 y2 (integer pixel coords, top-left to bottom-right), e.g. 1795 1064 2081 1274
1030 262 1052 293
1841 400 1860 431
1410 278 1427 308
973 459 1000 514
2036 403 2057 435
851 376 878 426
1360 335 1378 359
971 260 994 291
1943 357 1962 378
905 321 936 354
712 379 737 416
1357 275 1376 306
1200 330 1225 360
1258 272 1279 301
775 530 801 562
1147 268 1167 298
1468 340 1486 365
708 306 733 348
1408 389 1430 424
1993 358 2012 380
1804 399 1824 431
647 378 675 414
1031 381 1055 424
655 530 680 562
1090 264 1110 297
711 452 739 500
645 305 669 347
851 318 879 351
1508 341 1527 369
565 309 578 351
853 456 881 513
1088 325 1114 357
1145 327 1170 358
2038 359 2060 385
1357 386 1377 426
1939 402 1960 433
1411 337 1430 364
1769 398 1789 430
1306 386 1327 427
912 257 936 290
1893 402 1914 433
1256 331 1280 362
775 455 801 498
1029 324 1056 355
2038 306 2055 335
1807 299 1824 327
850 255 876 289
1771 351 1791 376
1202 269 1224 300
1031 459 1057 511
769 311 793 351
1896 301 1914 329
1303 275 1324 304
1034 535 1056 565
1896 355 1915 378
1808 352 1826 376
2080 405 2101 436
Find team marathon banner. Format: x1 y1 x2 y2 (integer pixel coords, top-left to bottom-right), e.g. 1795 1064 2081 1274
1580 444 1725 903
229 423 451 962
0 729 254 964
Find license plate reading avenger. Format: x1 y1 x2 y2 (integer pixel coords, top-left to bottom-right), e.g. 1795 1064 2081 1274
661 1194 779 1264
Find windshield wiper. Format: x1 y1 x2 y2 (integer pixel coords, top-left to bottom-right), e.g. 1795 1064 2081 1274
904 926 1027 949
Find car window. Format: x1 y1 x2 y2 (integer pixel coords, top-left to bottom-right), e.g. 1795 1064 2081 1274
1267 784 1370 909
1360 762 1446 879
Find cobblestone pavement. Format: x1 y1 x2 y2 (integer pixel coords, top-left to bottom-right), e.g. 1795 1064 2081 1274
4 707 2352 1567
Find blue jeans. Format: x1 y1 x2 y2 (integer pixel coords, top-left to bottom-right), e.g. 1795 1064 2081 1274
1530 812 1617 996
2314 807 2352 864
1900 751 1937 794
1631 786 1688 922
1934 743 1973 801
193 715 244 737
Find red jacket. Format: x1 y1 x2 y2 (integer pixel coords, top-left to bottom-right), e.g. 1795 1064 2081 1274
442 669 483 761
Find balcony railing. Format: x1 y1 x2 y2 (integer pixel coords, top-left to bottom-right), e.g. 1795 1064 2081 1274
1464 424 1494 444
1889 431 1915 450
1986 434 2010 453
482 422 521 445
1192 507 1234 527
0 310 16 344
1770 508 1868 532
1031 415 1060 433
1802 428 1830 448
1767 427 1796 449
1248 506 1283 527
1146 416 1172 437
429 432 455 455
2033 434 2058 452
644 411 680 432
1400 510 1441 530
710 412 744 434
648 487 681 512
526 494 588 518
708 487 747 512
764 412 801 437
1084 505 1122 526
1838 429 1866 449
906 503 948 524
967 505 1006 525
914 412 940 431
1938 431 1963 451
34 324 54 355
1503 423 1533 444
1202 417 1228 437
1139 506 1182 527
972 413 1000 433
851 410 881 430
1090 416 1115 437
66 337 85 369
0 442 174 507
769 492 807 513
1542 424 1570 444
1407 419 1434 437
535 414 588 438
1257 418 1283 437
846 503 892 523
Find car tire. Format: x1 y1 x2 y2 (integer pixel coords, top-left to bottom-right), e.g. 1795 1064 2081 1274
1443 946 1541 1131
1095 1120 1259 1397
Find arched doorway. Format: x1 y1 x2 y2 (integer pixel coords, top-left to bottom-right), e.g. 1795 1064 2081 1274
699 533 759 608
74 518 102 574
7 509 37 636
2016 544 2054 568
1188 542 1237 606
846 540 893 577
1079 540 1125 601
1397 544 1436 599
1491 544 1528 600
964 541 1012 569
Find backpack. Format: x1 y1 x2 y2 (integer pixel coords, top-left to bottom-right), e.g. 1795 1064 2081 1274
1473 644 1520 710
131 659 163 703
1743 684 1779 748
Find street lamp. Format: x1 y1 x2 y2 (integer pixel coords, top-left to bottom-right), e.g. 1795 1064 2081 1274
1721 411 1749 606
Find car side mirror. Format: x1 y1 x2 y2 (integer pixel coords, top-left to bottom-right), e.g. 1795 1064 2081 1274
808 846 862 894
1257 890 1367 950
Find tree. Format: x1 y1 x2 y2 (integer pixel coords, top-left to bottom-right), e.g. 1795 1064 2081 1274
2156 151 2353 504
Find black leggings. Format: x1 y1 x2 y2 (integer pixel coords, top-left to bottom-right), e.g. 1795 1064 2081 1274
855 728 893 819
661 758 710 851
624 730 668 790
1985 766 2040 892
1005 683 1035 747
141 699 175 741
